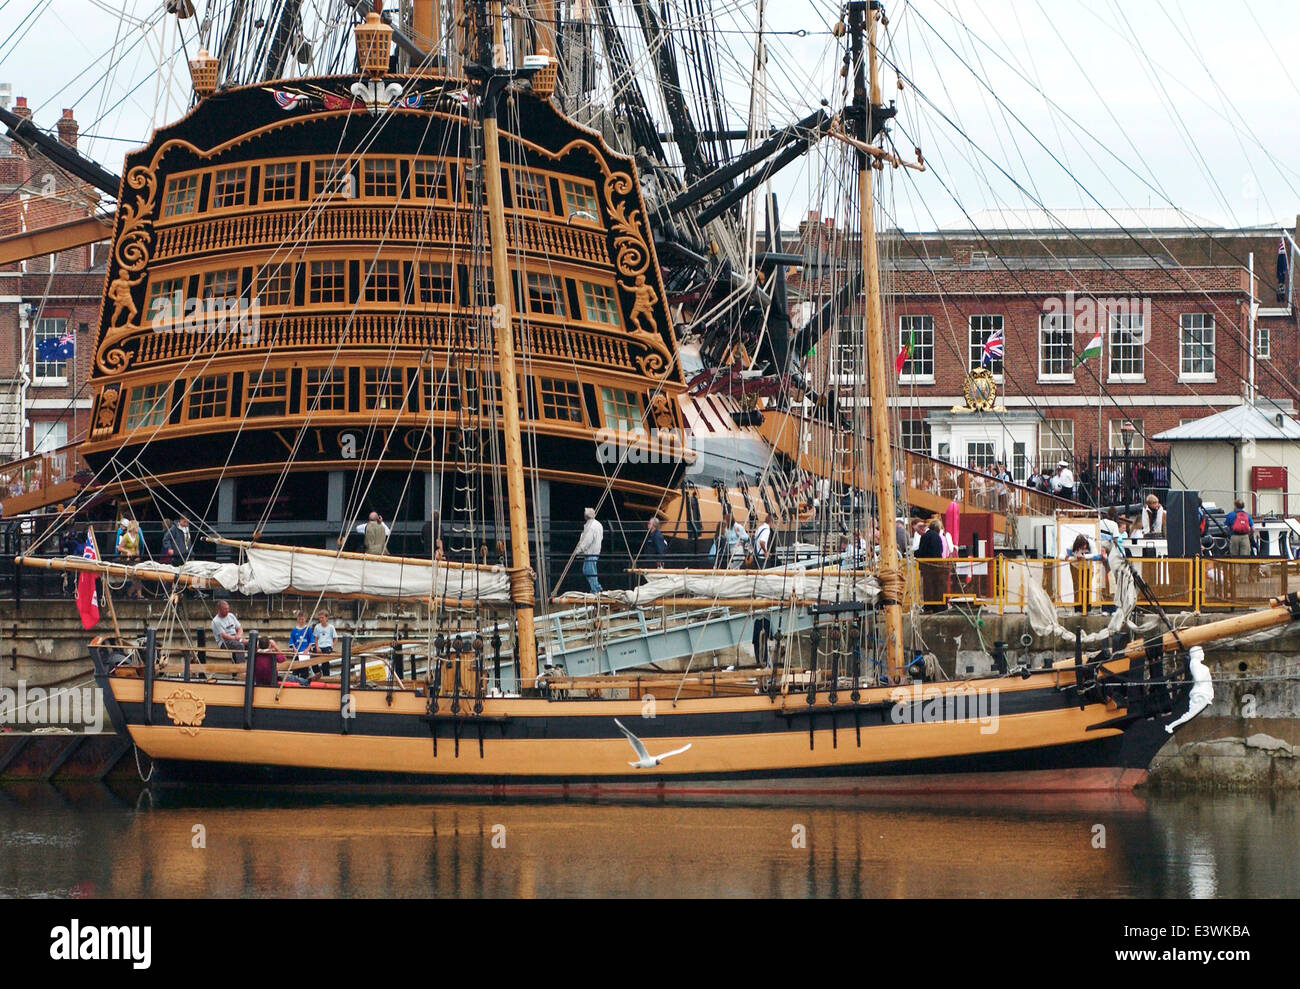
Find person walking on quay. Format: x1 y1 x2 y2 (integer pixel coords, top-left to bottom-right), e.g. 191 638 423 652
1226 499 1254 558
576 507 604 593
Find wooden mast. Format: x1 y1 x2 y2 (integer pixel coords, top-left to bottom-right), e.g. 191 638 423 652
475 0 538 684
851 1 905 681
412 0 440 52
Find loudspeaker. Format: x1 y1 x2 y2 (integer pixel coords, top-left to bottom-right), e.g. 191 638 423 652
1164 489 1200 557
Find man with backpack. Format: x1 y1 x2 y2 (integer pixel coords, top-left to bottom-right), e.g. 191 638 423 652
1226 499 1254 557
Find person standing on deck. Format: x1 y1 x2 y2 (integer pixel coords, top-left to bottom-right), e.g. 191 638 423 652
289 610 314 657
357 512 390 555
312 610 338 677
751 517 773 569
917 518 947 612
576 507 604 593
646 516 669 568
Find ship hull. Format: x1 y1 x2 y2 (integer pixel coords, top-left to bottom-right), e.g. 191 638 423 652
93 645 1183 793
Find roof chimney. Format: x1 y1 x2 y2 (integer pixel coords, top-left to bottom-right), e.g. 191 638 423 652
56 108 77 149
9 95 31 157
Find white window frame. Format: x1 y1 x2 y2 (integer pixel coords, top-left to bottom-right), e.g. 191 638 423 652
1108 419 1145 455
1038 312 1074 383
1178 313 1216 382
1038 418 1073 470
899 419 931 454
968 314 1004 382
1256 325 1271 360
898 314 934 384
1107 311 1145 384
32 316 69 385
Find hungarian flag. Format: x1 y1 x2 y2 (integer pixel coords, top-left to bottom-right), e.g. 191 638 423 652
76 527 100 630
894 333 913 375
1074 329 1102 367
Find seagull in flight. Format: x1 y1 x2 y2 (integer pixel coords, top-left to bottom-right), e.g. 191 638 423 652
614 719 692 769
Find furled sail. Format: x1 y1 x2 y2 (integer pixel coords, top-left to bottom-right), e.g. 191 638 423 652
607 570 880 608
58 546 513 603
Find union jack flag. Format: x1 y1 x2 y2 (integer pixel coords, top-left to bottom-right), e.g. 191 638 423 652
272 90 307 110
394 92 423 109
981 326 1004 366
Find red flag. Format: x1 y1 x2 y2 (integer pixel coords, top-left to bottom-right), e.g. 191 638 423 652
894 333 913 376
76 527 100 630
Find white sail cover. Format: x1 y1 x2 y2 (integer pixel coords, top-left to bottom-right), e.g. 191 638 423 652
607 570 880 608
105 547 512 602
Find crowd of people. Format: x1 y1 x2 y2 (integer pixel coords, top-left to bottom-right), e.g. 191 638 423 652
209 601 339 686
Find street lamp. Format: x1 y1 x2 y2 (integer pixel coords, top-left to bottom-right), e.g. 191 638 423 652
1121 421 1136 505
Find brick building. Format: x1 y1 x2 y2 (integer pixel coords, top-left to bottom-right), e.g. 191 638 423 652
789 208 1299 499
0 94 110 463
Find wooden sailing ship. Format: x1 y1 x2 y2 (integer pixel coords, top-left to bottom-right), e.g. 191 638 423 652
14 0 1277 791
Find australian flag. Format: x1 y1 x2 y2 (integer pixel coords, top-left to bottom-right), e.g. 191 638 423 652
36 332 74 362
981 326 1004 367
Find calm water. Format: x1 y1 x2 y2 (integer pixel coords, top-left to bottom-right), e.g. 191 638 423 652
0 784 1296 898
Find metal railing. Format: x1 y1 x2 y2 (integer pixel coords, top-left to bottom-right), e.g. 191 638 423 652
4 510 1294 614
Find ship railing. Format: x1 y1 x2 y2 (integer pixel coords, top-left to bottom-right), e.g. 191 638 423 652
0 444 88 518
153 204 611 266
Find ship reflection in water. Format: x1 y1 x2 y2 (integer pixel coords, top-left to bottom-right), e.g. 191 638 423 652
0 785 1296 898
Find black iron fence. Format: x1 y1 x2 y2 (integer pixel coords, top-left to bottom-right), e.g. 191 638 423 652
1079 453 1172 509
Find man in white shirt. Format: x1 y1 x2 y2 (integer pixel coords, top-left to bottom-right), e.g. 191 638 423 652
312 610 338 677
575 507 604 593
1056 461 1075 500
356 512 391 555
211 600 245 652
751 518 773 569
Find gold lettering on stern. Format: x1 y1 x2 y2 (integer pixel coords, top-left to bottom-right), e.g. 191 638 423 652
270 429 327 456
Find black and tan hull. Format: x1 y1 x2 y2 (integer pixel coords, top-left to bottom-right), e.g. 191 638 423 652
93 646 1183 793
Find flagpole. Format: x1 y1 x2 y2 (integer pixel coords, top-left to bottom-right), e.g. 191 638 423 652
88 526 122 642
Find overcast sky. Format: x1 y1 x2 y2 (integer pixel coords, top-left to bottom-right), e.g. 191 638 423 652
2 0 1296 232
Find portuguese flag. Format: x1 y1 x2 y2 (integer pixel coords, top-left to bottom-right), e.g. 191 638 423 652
1074 329 1102 367
894 333 913 375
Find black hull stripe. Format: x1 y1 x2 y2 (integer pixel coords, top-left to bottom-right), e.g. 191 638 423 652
115 681 1093 742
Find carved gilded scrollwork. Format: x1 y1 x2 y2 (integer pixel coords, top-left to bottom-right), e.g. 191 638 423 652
508 133 677 380
626 274 659 336
164 688 207 736
98 164 158 373
649 393 676 430
636 352 666 376
92 385 120 437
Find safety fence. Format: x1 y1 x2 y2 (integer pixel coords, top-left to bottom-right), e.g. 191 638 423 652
901 556 1291 615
